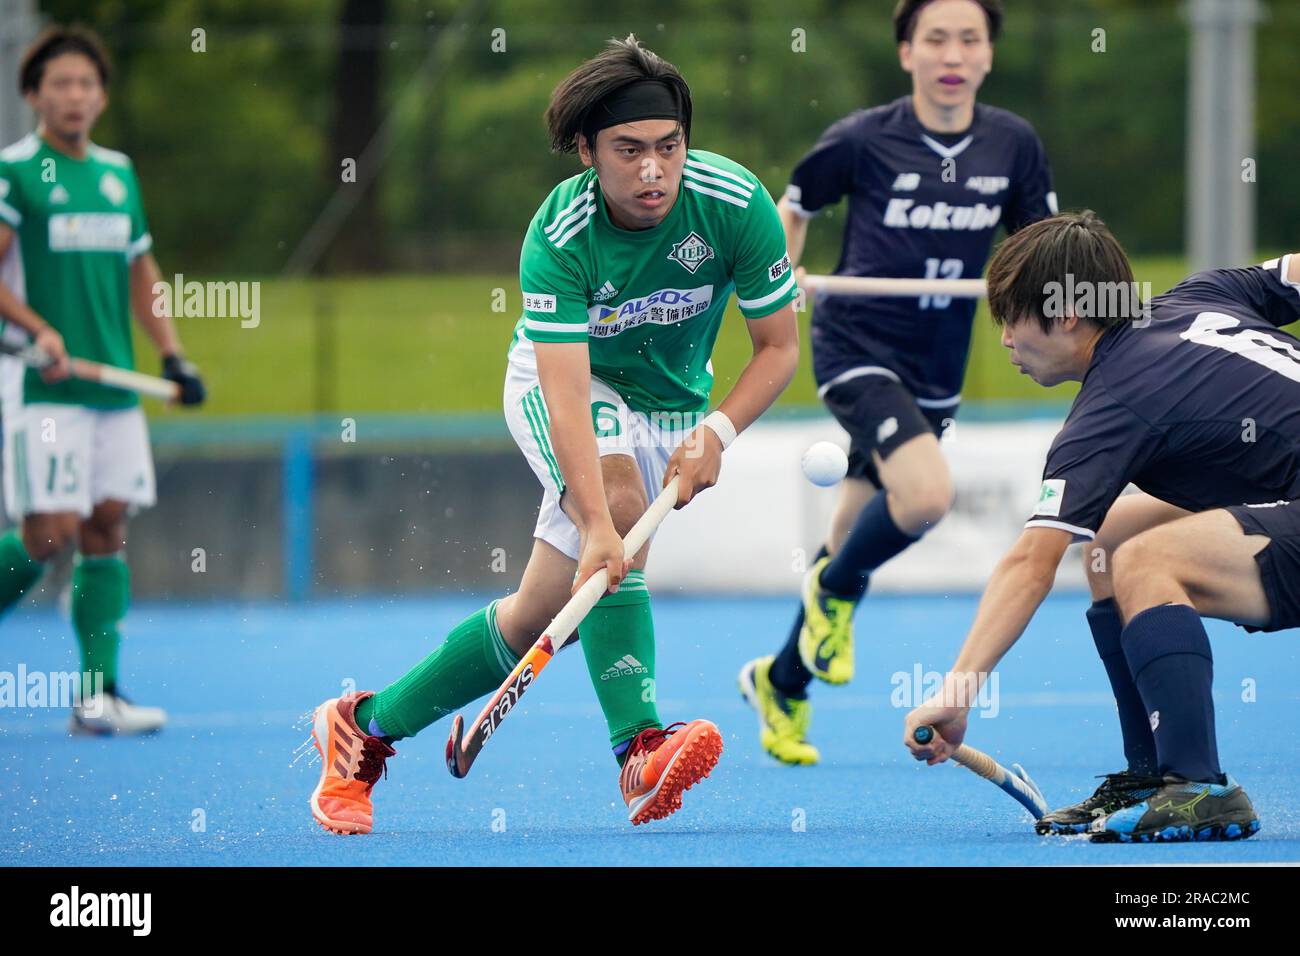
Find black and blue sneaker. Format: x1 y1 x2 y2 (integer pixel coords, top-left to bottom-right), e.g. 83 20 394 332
1089 774 1260 843
1035 770 1164 835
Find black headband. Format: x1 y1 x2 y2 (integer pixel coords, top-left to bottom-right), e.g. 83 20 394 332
581 79 683 146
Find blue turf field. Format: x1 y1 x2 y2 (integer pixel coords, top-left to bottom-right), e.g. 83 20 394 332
2 593 1297 866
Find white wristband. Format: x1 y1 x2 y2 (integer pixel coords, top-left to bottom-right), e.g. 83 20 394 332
700 410 737 450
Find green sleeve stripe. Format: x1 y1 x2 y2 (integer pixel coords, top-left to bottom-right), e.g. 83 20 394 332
737 273 797 312
523 387 564 494
0 199 20 227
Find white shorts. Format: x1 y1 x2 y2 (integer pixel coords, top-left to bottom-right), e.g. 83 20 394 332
2 388 157 521
503 350 694 560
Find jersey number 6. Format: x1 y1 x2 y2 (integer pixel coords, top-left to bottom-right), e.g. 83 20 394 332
1181 311 1300 384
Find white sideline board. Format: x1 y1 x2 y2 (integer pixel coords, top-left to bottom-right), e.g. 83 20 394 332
648 416 1090 594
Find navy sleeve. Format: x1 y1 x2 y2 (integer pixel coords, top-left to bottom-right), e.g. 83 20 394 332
784 113 859 216
1164 257 1300 330
1026 388 1157 541
1003 127 1057 235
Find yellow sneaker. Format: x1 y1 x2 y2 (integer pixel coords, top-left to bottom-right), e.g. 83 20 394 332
738 656 819 765
797 556 856 685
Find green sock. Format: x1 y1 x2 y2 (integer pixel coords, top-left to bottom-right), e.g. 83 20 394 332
72 554 130 699
354 600 518 741
578 570 660 755
0 530 44 615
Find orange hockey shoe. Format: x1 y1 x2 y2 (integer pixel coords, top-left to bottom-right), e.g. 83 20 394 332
620 720 723 825
309 691 395 835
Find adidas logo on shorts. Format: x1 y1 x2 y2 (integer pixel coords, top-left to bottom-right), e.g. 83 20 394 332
600 655 647 680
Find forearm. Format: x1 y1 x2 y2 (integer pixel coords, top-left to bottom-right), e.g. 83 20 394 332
130 255 182 356
946 545 1060 689
0 281 49 336
549 407 611 529
714 338 798 434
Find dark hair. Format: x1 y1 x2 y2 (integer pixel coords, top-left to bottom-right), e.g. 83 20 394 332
986 211 1138 334
545 34 692 154
893 0 1003 44
20 25 112 94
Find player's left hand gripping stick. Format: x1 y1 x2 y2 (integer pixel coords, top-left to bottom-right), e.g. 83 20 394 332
446 475 684 778
913 726 1048 821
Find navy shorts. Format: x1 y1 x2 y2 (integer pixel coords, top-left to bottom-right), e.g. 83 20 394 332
1227 499 1300 633
820 375 955 489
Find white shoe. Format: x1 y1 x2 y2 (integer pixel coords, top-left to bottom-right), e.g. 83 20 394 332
71 692 167 736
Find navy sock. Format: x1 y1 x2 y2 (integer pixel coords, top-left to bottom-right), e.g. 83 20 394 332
818 493 919 600
1121 604 1223 783
768 546 829 697
1088 597 1158 774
